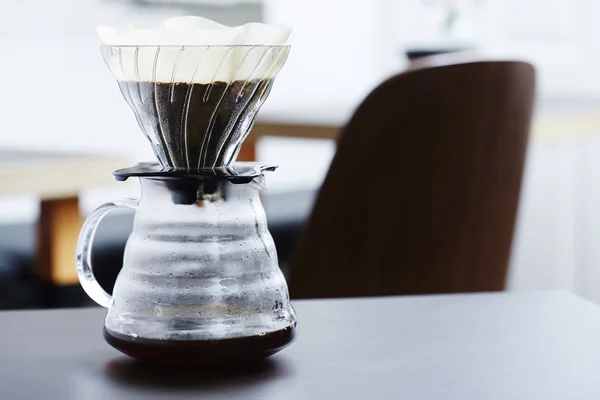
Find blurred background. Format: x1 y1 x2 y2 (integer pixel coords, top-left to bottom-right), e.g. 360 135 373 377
1 0 600 307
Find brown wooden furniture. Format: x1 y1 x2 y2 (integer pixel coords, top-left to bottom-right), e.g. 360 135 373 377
288 60 536 299
0 149 128 286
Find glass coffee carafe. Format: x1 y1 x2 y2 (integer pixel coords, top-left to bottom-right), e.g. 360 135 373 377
76 43 297 365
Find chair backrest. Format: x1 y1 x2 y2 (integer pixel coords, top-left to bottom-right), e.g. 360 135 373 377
288 60 536 299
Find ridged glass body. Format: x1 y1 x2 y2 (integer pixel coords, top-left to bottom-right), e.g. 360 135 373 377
97 177 296 341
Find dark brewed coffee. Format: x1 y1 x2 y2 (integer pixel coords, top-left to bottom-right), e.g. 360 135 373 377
103 324 297 365
117 79 271 169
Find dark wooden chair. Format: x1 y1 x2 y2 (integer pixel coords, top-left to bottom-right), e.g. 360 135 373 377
289 59 536 299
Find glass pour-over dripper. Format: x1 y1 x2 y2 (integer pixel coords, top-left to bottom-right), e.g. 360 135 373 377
101 44 290 169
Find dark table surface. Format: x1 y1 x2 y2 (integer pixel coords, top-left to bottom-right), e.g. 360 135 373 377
2 291 600 400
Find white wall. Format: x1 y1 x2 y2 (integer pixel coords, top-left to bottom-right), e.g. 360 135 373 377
263 0 397 114
390 0 600 98
0 1 156 157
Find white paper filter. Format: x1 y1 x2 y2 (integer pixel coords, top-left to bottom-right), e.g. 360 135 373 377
98 16 292 84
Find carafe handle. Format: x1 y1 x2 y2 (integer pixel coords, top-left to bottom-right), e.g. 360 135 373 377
75 199 138 308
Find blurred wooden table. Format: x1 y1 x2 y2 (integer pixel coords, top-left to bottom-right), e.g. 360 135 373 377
251 98 600 144
0 149 128 286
